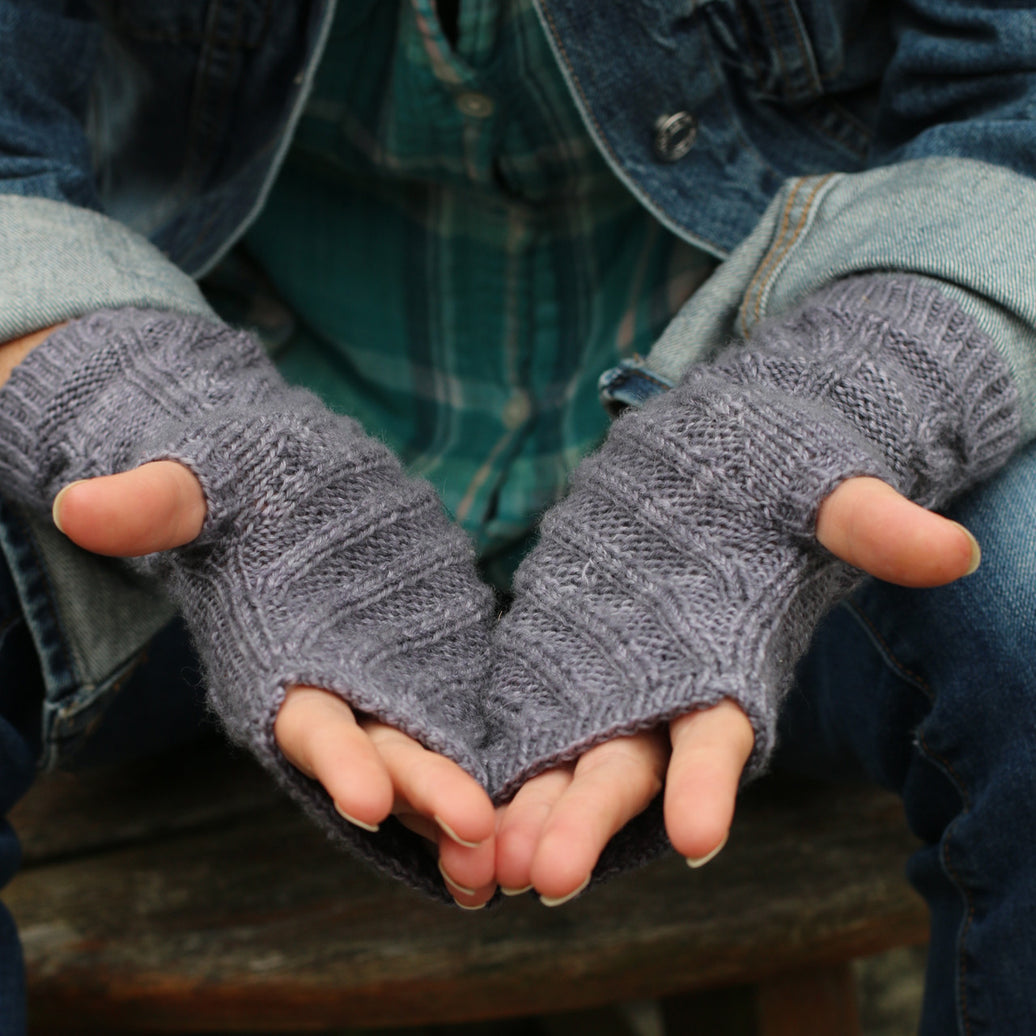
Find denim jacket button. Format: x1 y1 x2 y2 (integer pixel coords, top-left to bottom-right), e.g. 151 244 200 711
653 112 698 162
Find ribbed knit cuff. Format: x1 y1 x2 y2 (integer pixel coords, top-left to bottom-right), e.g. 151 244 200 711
779 275 1020 501
0 309 274 514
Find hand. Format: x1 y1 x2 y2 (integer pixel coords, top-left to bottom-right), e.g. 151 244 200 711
54 462 498 908
494 476 981 904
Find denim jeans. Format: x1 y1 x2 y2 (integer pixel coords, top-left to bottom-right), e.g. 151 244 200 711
778 439 1036 1035
2 446 1036 1035
0 557 38 1036
0 548 207 1036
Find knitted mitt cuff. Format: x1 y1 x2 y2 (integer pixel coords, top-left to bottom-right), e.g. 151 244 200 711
0 308 278 512
748 274 1021 501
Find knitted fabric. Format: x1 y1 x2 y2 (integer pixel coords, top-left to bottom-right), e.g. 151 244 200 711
485 275 1020 821
0 308 494 896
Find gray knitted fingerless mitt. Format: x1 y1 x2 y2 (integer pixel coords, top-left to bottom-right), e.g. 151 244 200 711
486 275 1020 832
0 308 494 896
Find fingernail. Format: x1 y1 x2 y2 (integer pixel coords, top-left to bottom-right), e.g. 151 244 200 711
456 900 488 912
434 814 482 849
686 833 728 869
438 858 477 897
540 875 590 908
956 524 982 576
51 480 87 534
333 802 379 833
501 885 533 897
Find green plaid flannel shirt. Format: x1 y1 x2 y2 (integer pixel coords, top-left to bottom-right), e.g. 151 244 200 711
246 0 714 583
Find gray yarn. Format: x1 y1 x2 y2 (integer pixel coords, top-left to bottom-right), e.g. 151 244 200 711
0 276 1022 895
0 308 494 897
485 275 1020 831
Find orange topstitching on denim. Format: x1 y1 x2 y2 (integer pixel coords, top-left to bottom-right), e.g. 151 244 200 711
740 172 836 330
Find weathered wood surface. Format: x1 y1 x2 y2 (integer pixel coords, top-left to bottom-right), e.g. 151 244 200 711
660 962 862 1036
756 963 862 1036
6 740 928 1033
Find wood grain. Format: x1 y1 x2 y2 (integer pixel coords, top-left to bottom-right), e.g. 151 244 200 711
6 743 928 1032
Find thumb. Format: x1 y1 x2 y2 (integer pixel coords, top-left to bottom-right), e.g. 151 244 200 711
816 476 980 588
52 461 206 557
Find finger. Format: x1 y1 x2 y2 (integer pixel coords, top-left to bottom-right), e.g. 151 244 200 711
53 461 207 557
436 832 499 910
494 767 575 895
428 803 498 911
372 790 499 906
363 721 497 899
362 721 497 848
274 686 395 830
527 732 669 904
816 476 980 588
663 700 754 864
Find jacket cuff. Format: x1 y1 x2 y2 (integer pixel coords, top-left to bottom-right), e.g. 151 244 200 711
642 158 1036 444
0 196 213 717
0 195 215 343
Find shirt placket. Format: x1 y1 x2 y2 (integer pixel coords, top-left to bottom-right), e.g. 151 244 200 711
408 0 502 186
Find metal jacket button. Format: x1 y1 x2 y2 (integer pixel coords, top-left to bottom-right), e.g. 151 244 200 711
653 112 698 161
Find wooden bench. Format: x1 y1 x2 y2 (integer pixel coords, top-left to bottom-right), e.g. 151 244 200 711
5 737 927 1035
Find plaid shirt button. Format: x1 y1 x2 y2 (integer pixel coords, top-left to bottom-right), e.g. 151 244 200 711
456 91 495 118
502 390 532 429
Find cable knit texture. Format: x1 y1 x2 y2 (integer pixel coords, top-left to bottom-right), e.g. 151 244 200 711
485 275 1020 872
0 308 494 898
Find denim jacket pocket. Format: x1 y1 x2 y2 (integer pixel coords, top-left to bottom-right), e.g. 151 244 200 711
718 0 825 104
715 0 888 102
694 0 883 160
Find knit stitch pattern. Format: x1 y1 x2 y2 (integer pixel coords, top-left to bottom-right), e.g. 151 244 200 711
485 275 1020 847
0 308 494 897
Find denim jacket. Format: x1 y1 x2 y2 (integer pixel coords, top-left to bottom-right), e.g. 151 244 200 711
3 0 1036 765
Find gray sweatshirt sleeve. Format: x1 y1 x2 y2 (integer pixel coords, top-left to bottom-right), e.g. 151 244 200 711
0 307 494 898
485 275 1020 850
